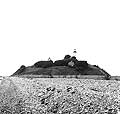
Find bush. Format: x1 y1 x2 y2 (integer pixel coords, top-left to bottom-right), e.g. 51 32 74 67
54 60 67 66
64 55 71 59
71 56 77 60
34 61 54 68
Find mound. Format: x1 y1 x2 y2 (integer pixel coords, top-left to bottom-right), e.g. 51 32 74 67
11 55 111 80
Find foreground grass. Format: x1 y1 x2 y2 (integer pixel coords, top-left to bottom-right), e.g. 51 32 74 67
0 76 120 114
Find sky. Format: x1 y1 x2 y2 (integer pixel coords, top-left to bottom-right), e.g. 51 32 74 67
0 0 120 76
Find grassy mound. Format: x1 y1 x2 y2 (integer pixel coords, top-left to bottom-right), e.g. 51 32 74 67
11 55 111 80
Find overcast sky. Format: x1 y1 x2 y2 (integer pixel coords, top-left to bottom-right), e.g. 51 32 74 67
0 0 120 76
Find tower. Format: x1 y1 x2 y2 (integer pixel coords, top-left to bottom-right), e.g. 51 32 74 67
73 49 77 57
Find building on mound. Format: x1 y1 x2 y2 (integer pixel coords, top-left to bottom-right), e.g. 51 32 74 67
11 54 111 80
